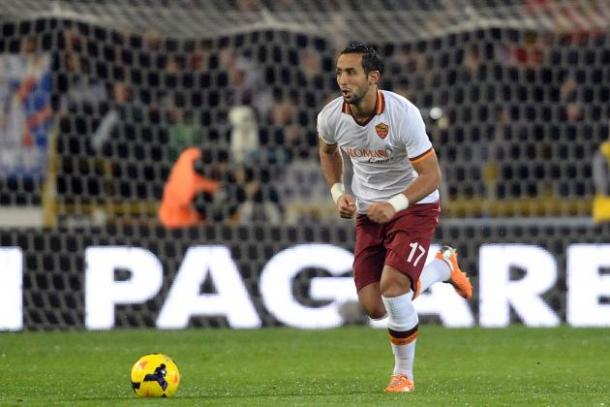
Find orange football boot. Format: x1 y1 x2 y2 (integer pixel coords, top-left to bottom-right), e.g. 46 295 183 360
384 374 415 393
435 245 473 300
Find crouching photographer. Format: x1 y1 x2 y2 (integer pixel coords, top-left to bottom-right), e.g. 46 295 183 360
159 147 239 228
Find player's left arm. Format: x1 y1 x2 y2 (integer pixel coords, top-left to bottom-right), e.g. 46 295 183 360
366 149 441 223
403 148 442 204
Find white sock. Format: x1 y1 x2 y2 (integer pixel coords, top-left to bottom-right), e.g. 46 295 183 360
382 292 419 379
419 258 451 292
391 339 416 378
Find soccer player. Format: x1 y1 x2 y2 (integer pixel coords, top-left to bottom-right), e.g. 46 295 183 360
317 42 473 393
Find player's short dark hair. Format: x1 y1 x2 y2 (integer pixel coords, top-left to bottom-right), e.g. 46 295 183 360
339 42 384 75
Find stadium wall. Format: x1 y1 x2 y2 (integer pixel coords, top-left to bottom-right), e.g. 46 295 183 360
1 222 609 331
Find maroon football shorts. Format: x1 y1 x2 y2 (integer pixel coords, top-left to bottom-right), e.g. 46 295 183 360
352 201 441 291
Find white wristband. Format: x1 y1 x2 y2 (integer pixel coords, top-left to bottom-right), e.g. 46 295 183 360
330 183 345 204
387 194 409 212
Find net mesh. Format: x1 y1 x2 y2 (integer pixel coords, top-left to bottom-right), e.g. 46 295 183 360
3 1 610 41
1 1 610 330
2 1 610 225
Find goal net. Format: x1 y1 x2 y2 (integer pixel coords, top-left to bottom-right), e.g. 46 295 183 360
0 0 609 226
1 1 610 331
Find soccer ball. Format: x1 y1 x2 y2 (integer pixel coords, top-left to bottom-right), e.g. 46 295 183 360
130 353 180 398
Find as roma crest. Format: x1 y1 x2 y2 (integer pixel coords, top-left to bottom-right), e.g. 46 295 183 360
375 123 389 139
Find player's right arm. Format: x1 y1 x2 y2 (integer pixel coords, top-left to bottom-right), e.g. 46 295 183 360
319 138 356 218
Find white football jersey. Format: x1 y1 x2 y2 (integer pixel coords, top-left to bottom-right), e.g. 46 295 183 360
317 90 439 213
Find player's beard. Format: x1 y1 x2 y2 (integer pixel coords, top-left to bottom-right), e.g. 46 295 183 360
343 84 368 106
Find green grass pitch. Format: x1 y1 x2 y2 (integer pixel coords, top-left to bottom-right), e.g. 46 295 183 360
1 326 608 406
